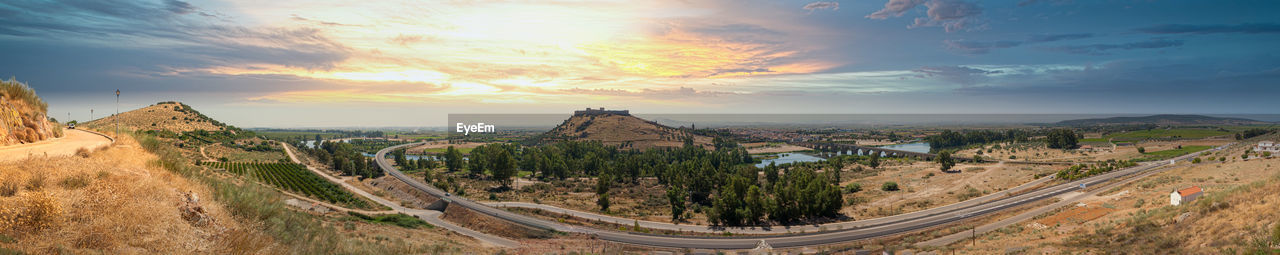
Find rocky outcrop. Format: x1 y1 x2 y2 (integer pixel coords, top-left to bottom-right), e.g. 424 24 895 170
0 78 59 146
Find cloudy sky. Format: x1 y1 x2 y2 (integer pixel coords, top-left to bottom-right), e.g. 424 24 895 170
2 0 1278 127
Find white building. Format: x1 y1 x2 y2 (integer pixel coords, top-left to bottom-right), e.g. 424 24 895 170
1170 186 1203 206
1256 141 1279 153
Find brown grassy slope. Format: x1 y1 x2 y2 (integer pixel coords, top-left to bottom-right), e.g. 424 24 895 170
947 135 1280 254
0 77 61 145
0 135 274 254
85 102 225 133
545 113 712 150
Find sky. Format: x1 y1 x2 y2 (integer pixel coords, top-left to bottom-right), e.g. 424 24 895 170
1 0 1278 128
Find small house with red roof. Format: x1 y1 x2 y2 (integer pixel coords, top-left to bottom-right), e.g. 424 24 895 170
1170 186 1202 206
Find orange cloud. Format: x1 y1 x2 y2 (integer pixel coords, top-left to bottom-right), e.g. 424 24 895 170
579 25 834 78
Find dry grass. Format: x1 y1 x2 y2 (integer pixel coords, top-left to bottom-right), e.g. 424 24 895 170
0 134 266 254
442 205 552 239
84 102 223 133
949 138 1280 254
0 77 46 112
74 147 91 158
547 114 713 150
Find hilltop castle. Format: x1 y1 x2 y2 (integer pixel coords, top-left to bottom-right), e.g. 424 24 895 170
573 107 629 116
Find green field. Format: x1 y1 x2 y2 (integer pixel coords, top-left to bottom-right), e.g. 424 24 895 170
258 131 348 142
1105 129 1230 142
1079 138 1110 143
201 162 372 209
1134 145 1212 162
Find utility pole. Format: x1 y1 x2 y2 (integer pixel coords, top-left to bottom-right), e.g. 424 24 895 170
972 225 976 247
115 89 120 137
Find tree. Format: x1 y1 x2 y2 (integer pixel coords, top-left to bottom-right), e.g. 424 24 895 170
936 151 955 172
973 155 982 163
490 146 518 188
764 162 779 185
1137 147 1146 154
444 146 463 172
666 186 686 223
468 146 486 177
828 157 844 183
743 185 765 224
1046 129 1079 149
867 152 881 169
596 174 612 195
597 193 610 212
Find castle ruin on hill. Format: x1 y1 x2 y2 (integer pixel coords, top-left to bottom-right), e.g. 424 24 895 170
573 107 629 116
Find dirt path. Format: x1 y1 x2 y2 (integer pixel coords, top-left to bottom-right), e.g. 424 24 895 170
0 129 113 162
198 145 213 162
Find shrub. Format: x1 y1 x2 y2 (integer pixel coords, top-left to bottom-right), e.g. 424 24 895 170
881 182 900 191
25 174 45 191
59 173 92 189
955 186 982 200
0 181 17 199
846 183 862 193
0 191 63 231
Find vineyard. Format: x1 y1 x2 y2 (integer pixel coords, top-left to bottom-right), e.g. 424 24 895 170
201 162 372 209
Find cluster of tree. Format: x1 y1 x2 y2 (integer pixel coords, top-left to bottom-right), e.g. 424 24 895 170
1054 159 1136 181
226 140 277 152
296 139 383 179
1237 128 1275 140
700 164 843 226
437 137 844 226
1045 129 1079 149
391 149 437 172
345 139 412 154
464 143 519 188
925 129 1033 151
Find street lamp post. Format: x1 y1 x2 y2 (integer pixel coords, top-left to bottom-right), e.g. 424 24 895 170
115 89 120 137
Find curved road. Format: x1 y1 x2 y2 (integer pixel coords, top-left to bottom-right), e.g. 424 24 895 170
280 143 519 248
486 173 1055 234
375 141 1219 249
0 129 113 162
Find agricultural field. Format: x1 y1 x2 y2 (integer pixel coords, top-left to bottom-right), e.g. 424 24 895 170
201 162 374 209
1105 129 1231 142
1135 145 1213 162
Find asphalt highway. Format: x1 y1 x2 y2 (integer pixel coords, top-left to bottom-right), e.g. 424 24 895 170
375 141 1221 249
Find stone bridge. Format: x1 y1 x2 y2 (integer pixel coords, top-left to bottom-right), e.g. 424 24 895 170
796 142 976 162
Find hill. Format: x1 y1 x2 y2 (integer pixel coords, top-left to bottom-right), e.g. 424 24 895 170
1055 114 1268 126
0 77 62 145
544 109 712 150
85 102 227 133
